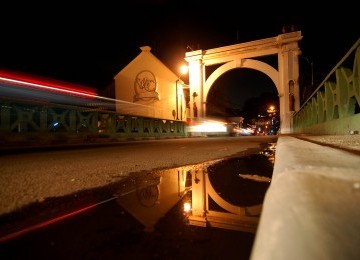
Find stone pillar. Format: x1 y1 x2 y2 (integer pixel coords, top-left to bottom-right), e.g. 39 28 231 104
185 50 204 121
278 35 301 134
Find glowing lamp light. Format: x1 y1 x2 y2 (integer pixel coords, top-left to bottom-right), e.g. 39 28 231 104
267 105 276 113
180 65 188 75
183 202 191 213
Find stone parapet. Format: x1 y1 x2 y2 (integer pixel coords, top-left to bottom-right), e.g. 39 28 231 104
251 135 360 260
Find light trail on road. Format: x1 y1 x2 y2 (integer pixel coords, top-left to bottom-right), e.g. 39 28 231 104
0 196 117 243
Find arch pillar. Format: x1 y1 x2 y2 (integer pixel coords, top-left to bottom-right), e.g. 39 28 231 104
187 52 205 120
278 41 301 133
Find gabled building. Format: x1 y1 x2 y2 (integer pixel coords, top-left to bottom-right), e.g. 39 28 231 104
113 46 188 121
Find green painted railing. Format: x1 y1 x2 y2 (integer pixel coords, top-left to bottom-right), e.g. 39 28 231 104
0 99 187 147
293 38 360 134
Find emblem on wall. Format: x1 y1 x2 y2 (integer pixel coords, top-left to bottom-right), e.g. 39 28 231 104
134 70 159 102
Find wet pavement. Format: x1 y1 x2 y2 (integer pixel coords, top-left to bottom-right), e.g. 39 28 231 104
0 142 276 259
0 196 257 259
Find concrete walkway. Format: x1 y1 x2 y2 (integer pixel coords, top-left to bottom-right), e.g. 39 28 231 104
251 134 360 260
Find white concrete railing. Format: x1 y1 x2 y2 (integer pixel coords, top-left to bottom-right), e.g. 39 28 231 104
250 136 360 260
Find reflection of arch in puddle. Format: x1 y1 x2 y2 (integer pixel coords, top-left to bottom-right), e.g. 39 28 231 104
188 166 262 233
188 146 275 233
206 174 262 217
115 143 274 233
206 153 273 207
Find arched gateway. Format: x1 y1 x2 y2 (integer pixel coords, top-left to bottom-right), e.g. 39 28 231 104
185 31 303 134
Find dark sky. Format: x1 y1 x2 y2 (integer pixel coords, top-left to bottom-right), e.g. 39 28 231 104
1 1 359 104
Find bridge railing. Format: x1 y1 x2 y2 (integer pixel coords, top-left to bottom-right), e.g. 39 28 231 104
0 98 187 148
292 38 360 134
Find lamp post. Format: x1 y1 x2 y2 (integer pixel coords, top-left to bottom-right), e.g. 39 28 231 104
175 65 188 120
176 78 180 120
180 83 190 121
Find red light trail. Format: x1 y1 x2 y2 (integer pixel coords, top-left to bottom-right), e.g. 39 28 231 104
0 196 117 244
0 69 98 99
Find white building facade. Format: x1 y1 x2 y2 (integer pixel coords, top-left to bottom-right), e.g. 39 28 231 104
114 46 187 121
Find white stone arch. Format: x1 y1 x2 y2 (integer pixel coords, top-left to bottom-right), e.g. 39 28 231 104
203 59 279 111
185 31 303 134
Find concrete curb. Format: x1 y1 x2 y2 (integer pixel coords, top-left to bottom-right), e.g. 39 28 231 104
251 136 360 260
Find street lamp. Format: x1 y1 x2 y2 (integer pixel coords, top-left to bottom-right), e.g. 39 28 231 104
267 105 275 115
175 65 188 120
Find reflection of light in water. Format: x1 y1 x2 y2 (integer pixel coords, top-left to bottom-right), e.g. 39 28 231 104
116 143 276 233
259 142 276 165
269 143 276 151
238 174 271 183
183 201 191 213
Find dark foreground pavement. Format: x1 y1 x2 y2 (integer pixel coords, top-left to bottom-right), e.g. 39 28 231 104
0 193 255 260
0 136 276 259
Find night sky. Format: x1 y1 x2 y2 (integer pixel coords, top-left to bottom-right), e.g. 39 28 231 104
1 1 359 109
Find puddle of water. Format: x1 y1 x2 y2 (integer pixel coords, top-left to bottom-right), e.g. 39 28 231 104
115 167 193 232
206 143 275 207
115 142 276 232
0 142 277 255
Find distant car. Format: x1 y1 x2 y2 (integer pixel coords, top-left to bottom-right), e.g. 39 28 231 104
232 127 254 136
